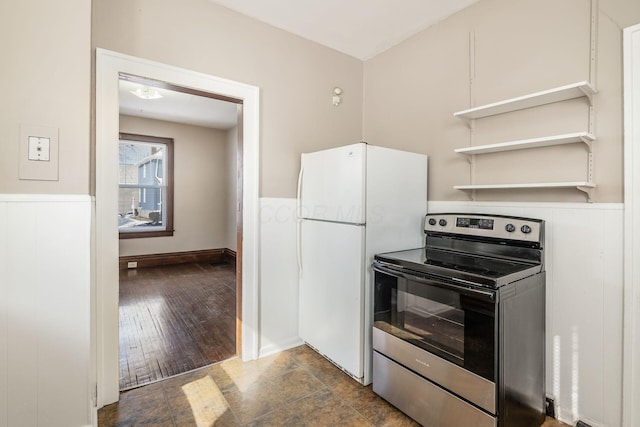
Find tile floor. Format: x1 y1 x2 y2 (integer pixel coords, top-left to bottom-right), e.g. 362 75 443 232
99 345 570 427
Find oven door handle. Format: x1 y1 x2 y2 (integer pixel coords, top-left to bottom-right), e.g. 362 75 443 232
372 262 496 302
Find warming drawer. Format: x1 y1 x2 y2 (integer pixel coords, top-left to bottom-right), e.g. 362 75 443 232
373 312 496 413
373 351 496 427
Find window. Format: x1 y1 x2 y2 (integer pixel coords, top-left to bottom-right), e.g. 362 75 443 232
118 133 174 238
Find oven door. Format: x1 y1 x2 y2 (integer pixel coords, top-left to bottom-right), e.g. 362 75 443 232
372 261 498 413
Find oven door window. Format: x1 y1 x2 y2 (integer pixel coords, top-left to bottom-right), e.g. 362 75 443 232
374 271 496 381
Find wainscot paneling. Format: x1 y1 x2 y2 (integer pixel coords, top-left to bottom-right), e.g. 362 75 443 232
0 194 92 427
428 201 623 427
258 198 303 357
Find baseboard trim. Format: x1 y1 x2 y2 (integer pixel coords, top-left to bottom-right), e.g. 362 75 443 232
259 337 305 359
119 248 236 270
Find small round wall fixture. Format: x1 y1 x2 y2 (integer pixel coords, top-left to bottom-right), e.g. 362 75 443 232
333 87 342 106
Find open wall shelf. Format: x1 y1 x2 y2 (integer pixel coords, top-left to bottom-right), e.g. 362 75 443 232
454 182 595 190
454 182 596 201
453 81 596 121
454 132 596 155
452 80 597 202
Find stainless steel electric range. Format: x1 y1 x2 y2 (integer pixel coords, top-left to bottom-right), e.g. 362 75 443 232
372 213 546 427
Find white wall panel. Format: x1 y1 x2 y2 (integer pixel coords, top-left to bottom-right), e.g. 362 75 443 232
623 22 640 427
0 195 92 427
0 201 7 427
258 198 303 356
428 201 623 427
551 209 605 424
6 203 38 426
602 208 624 427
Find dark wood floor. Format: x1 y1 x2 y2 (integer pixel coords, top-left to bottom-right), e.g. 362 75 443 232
119 262 236 390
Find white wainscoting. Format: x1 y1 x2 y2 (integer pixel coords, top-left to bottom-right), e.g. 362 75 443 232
429 201 624 427
0 194 92 427
258 198 303 357
623 22 640 427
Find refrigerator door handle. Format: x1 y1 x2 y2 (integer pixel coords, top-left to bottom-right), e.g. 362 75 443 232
297 166 304 276
297 219 303 276
296 166 304 219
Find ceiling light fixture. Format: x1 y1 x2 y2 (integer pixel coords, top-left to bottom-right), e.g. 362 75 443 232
130 85 163 100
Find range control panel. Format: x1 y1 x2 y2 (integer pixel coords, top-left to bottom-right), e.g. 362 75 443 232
424 213 543 244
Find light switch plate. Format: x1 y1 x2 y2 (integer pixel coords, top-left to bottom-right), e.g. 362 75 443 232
19 124 59 181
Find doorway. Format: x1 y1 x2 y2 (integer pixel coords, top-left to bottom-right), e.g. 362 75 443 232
116 75 241 389
95 49 260 407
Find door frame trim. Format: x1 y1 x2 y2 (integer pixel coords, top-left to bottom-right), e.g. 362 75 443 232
94 48 260 406
623 22 640 427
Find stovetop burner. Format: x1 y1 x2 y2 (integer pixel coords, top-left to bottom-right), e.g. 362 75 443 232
427 247 541 278
375 247 542 288
375 213 545 288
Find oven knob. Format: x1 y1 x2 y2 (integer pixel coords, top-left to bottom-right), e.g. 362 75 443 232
428 218 437 226
439 219 447 227
505 224 516 233
521 225 532 234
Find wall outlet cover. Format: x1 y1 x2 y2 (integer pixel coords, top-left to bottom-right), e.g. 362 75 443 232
544 396 556 418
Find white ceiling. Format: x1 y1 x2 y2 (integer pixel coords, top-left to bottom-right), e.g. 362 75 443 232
209 0 479 60
119 80 239 129
120 0 479 128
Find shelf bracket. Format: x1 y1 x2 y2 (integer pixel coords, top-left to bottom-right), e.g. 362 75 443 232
458 152 474 164
460 116 475 129
456 186 476 201
576 185 594 203
579 85 595 105
579 135 594 152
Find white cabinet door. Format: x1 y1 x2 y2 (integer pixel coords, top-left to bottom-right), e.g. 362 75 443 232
299 143 365 224
298 219 364 378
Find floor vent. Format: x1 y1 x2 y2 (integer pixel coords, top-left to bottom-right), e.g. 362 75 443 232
576 421 593 427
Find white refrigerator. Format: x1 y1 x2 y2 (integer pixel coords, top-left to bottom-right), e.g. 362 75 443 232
297 142 428 385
